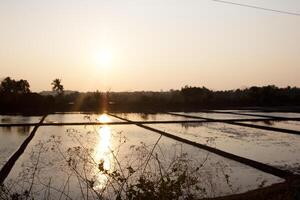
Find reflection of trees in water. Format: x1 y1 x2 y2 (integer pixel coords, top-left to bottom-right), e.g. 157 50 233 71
1 126 30 135
140 113 149 120
262 120 275 126
2 126 12 133
138 113 158 121
1 117 12 123
149 114 157 121
16 126 31 135
181 122 206 129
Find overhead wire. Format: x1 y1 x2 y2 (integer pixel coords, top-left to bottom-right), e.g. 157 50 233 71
211 0 300 17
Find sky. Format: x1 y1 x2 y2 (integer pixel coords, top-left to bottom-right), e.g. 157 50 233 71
0 0 300 92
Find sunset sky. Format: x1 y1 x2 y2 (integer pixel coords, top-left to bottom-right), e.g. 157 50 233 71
1 0 300 92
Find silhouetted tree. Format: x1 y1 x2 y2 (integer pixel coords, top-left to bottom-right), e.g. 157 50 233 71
181 85 212 105
51 78 64 94
1 77 300 114
16 79 30 93
0 77 14 93
0 77 30 94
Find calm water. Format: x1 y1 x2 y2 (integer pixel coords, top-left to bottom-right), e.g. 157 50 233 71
1 112 299 198
116 113 205 121
172 112 268 120
148 123 300 174
44 113 123 123
242 112 300 118
241 120 300 131
120 113 300 174
0 126 33 168
0 115 40 168
0 115 42 124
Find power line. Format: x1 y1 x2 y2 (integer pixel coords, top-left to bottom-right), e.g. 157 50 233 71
211 0 300 17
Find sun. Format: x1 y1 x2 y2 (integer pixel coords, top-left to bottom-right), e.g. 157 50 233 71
97 50 113 66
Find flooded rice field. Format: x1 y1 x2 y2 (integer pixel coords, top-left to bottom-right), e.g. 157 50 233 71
0 126 33 168
148 123 300 173
240 120 300 132
0 115 42 124
171 112 268 120
0 111 299 199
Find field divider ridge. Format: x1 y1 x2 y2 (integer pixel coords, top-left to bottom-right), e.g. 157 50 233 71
1 118 300 127
206 110 300 121
0 115 47 184
108 113 298 180
167 112 300 136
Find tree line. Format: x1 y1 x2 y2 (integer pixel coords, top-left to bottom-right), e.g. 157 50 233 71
1 77 300 114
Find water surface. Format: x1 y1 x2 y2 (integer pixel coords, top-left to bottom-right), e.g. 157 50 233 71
4 114 283 199
173 112 268 120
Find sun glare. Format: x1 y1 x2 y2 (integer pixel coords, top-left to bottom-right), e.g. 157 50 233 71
97 114 111 123
96 50 113 66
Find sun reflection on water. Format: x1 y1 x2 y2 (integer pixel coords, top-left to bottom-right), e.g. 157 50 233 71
93 114 114 190
97 114 111 123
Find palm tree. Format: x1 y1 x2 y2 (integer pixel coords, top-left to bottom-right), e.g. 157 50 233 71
51 78 64 94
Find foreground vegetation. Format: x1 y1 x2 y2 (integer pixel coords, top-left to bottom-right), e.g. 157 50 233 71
0 124 228 199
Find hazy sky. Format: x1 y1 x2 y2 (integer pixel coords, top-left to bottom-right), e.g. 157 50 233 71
1 0 300 92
